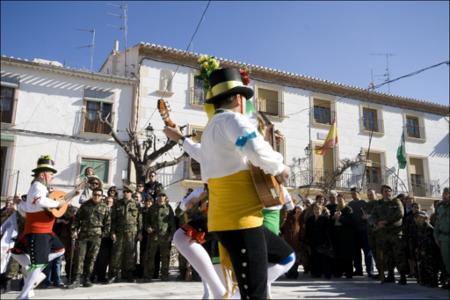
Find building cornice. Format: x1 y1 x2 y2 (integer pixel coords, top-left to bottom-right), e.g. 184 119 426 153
136 42 449 116
1 56 137 86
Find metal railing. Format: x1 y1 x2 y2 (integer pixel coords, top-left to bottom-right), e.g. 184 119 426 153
291 167 408 194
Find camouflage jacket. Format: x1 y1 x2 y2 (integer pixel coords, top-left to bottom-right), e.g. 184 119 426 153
146 203 175 239
372 197 404 234
110 198 142 234
72 200 110 239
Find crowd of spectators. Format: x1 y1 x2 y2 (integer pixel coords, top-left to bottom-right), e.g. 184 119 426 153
0 169 448 293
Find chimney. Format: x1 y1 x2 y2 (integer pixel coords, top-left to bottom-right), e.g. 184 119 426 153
114 40 120 53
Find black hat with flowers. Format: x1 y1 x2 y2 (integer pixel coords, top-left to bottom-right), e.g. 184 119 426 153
32 155 57 174
205 68 254 104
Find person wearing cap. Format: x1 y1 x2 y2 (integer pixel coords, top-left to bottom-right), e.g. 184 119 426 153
371 184 408 285
433 187 449 289
143 191 175 282
11 155 71 299
414 210 440 287
108 184 142 283
164 67 294 299
69 187 111 288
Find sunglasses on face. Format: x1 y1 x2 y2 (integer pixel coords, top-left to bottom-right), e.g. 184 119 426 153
93 194 102 197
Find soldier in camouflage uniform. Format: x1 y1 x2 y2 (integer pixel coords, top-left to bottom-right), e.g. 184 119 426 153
70 188 110 288
108 185 142 283
371 185 408 285
434 187 449 289
143 192 175 281
414 211 440 287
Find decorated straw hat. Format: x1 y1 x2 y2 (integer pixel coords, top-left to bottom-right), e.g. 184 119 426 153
205 68 254 104
32 155 57 174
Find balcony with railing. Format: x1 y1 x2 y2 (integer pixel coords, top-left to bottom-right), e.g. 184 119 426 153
291 166 408 194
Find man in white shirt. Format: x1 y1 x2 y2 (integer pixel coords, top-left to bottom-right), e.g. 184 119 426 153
164 68 295 299
11 155 67 299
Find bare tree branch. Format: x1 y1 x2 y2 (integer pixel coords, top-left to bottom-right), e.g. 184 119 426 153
98 112 135 161
152 153 189 171
146 140 177 163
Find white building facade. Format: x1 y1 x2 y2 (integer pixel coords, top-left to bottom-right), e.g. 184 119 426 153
1 56 136 198
2 43 447 209
99 42 449 208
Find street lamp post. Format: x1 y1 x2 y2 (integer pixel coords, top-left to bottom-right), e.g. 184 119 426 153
304 143 312 184
358 148 367 190
144 123 156 151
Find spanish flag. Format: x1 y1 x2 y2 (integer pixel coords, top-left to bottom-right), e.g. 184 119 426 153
316 119 338 155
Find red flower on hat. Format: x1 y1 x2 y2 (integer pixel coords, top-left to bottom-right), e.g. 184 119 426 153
239 68 250 86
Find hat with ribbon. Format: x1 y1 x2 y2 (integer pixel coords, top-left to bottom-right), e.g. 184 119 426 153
32 155 57 174
205 68 254 104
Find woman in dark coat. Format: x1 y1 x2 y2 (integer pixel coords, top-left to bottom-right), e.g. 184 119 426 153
330 193 355 278
306 203 333 279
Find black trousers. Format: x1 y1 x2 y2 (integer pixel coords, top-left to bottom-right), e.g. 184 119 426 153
215 226 293 300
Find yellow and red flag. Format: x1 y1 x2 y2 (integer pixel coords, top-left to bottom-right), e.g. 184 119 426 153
316 119 338 155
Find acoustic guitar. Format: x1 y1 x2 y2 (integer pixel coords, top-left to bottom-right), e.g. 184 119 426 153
249 111 285 208
157 98 176 128
47 182 86 218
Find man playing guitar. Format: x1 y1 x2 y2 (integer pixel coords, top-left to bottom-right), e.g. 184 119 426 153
11 155 75 299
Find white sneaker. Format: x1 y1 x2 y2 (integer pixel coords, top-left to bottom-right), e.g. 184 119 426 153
22 271 46 289
33 272 46 288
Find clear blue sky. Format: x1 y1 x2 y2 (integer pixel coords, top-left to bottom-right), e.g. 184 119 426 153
1 1 449 106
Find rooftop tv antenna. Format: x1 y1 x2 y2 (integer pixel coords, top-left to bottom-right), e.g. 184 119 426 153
108 1 128 77
75 28 96 71
370 52 395 93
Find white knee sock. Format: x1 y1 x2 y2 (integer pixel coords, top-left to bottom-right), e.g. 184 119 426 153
11 254 31 269
267 252 296 299
174 229 226 299
201 280 209 299
17 266 46 299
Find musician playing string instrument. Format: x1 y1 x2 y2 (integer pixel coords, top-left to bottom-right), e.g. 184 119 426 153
164 67 295 299
11 155 76 299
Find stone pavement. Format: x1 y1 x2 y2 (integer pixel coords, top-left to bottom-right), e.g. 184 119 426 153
2 274 448 299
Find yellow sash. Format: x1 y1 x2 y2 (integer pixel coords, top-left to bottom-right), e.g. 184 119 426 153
207 170 263 231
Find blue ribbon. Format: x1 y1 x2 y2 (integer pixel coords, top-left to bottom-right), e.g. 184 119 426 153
235 131 257 148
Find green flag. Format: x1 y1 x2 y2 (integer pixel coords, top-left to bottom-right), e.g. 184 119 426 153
396 132 407 169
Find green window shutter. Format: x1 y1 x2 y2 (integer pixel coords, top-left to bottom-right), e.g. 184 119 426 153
80 158 109 183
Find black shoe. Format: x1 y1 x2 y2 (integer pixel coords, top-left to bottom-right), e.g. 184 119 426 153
82 276 93 288
125 277 136 283
54 282 65 288
67 276 81 289
353 271 363 276
441 283 449 289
